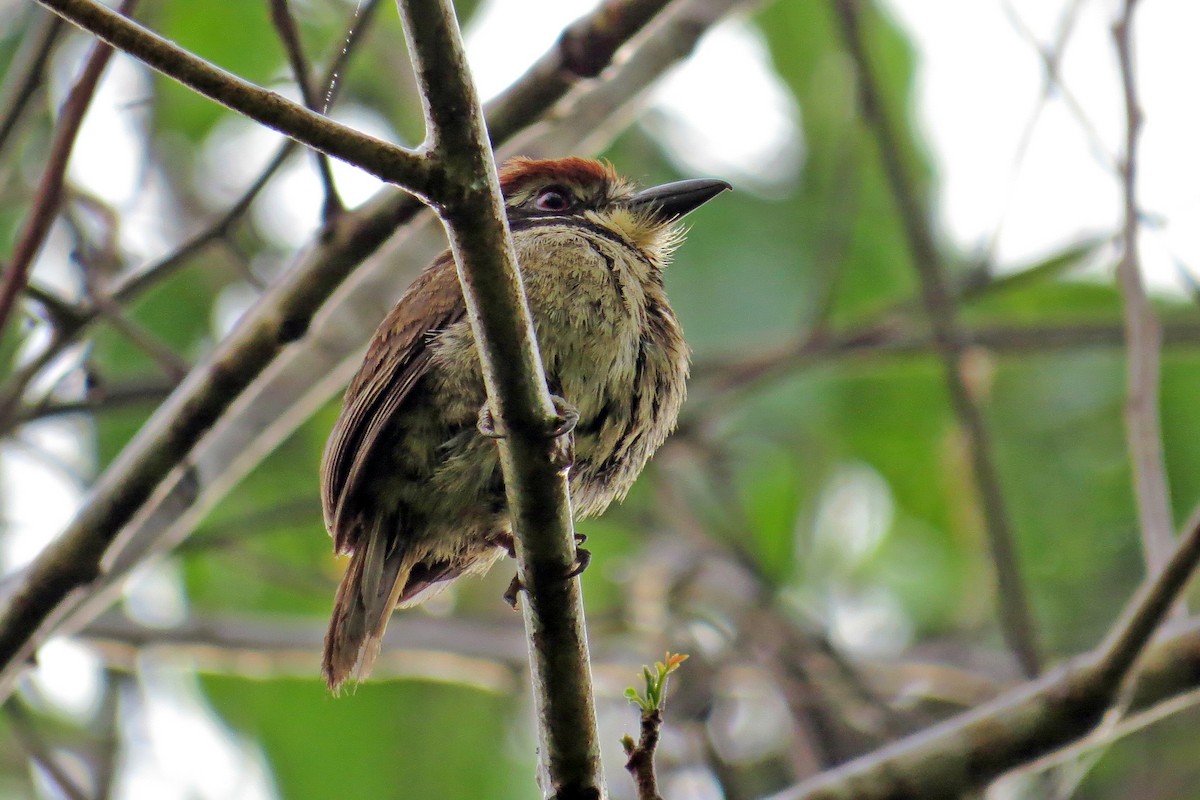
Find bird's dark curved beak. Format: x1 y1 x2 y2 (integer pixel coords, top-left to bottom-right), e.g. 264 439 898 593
626 178 732 222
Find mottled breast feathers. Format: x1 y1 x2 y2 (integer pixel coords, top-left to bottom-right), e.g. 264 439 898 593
318 156 719 691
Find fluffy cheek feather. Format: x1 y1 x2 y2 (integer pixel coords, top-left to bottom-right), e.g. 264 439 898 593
590 208 685 267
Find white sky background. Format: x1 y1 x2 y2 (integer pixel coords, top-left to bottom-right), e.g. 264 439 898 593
886 0 1200 291
5 1 1199 798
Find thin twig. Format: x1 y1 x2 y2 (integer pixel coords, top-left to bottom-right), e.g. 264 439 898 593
985 0 1095 266
267 0 344 220
692 318 1200 408
769 506 1200 800
0 0 383 426
23 282 82 328
34 0 435 194
1113 0 1175 574
623 709 665 800
833 0 1041 678
14 375 174 426
0 9 66 160
93 303 191 380
83 609 527 663
0 0 139 341
4 700 91 800
90 672 121 800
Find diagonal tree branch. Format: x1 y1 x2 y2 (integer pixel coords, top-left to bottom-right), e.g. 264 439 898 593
769 505 1200 800
485 0 680 145
0 0 138 341
0 8 66 161
0 0 384 428
34 0 435 194
4 699 91 800
833 0 1041 679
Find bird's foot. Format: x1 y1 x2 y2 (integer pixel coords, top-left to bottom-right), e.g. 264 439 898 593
565 544 591 579
477 404 503 439
490 531 516 559
476 396 577 441
549 395 579 437
500 533 590 610
549 396 578 469
503 574 523 610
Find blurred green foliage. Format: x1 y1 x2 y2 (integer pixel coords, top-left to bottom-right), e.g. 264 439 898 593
203 676 531 799
2 0 1199 798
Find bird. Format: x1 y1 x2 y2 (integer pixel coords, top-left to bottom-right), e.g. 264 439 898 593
319 156 730 691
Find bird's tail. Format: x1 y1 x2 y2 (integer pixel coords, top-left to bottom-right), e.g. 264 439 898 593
322 528 410 693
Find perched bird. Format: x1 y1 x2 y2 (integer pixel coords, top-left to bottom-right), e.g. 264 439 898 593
320 157 729 690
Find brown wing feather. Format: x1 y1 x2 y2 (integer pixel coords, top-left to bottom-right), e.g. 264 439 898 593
319 252 465 552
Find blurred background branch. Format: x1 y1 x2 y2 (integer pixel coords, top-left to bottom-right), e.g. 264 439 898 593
833 0 1040 680
1113 0 1175 578
1 0 1200 798
769 506 1200 800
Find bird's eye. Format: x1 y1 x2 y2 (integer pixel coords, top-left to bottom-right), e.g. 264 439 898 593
534 187 572 212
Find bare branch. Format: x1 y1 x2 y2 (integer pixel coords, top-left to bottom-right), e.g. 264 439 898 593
14 375 173 426
1113 0 1174 574
768 506 1200 800
0 9 66 160
34 0 435 194
833 0 1041 678
92 302 191 381
81 610 525 690
23 283 82 329
509 0 760 159
0 0 384 425
399 0 608 793
990 0 1115 264
623 709 665 800
0 0 138 340
5 700 90 800
267 0 344 219
485 0 681 145
692 318 1200 410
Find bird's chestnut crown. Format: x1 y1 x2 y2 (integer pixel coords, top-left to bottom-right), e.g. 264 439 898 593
498 156 731 257
500 157 627 216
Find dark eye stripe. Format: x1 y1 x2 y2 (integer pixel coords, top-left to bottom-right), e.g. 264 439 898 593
508 215 647 260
